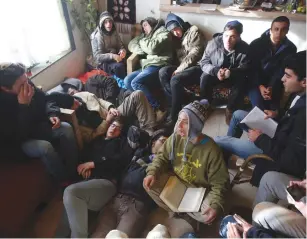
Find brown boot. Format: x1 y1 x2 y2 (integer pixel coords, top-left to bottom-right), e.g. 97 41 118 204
225 108 233 125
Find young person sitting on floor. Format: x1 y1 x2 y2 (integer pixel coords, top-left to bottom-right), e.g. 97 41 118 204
143 100 230 232
62 118 148 238
91 129 171 238
215 51 306 186
91 11 127 78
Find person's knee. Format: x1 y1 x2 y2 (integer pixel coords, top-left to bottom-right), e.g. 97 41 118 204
59 122 74 139
252 202 275 225
232 110 247 121
63 184 78 206
259 171 283 192
38 141 56 156
131 78 142 90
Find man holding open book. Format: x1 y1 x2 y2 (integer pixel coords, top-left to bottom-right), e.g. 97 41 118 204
143 100 230 233
215 51 306 186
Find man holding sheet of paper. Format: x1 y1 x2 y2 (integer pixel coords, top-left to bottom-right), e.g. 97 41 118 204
215 51 306 186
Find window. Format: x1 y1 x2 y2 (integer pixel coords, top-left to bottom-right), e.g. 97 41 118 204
0 0 75 73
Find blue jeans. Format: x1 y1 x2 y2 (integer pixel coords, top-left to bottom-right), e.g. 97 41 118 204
124 66 161 108
21 122 79 182
227 110 249 138
214 136 263 159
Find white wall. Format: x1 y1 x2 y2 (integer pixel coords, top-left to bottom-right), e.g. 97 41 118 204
133 0 306 51
32 3 89 91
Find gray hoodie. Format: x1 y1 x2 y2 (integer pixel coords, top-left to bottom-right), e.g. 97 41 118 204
91 11 125 65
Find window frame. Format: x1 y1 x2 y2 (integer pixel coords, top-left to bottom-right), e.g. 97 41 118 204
27 0 76 78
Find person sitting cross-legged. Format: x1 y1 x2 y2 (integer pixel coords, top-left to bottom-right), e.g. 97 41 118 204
91 129 171 238
143 100 230 231
215 51 306 186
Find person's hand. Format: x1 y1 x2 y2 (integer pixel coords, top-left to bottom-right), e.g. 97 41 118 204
112 54 122 63
227 223 242 239
49 116 61 129
81 168 92 179
172 70 178 77
119 49 126 59
77 162 95 176
18 82 34 105
109 108 120 117
259 85 272 100
264 110 278 119
248 129 262 142
143 175 156 191
289 179 307 190
234 214 253 238
106 110 115 124
201 205 217 224
293 201 307 218
217 68 226 81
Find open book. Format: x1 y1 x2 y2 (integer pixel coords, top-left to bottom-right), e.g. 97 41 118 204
240 106 278 138
159 176 206 213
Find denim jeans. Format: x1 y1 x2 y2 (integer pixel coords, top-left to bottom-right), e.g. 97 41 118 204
63 179 117 238
227 110 249 138
124 66 161 108
214 136 263 159
21 122 79 182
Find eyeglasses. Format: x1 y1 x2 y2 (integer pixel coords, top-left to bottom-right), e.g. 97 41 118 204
110 123 122 130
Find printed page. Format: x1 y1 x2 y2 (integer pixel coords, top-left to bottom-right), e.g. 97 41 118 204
159 176 187 212
240 106 278 138
178 187 206 212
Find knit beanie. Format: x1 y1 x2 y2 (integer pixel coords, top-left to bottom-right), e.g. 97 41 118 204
224 20 243 35
170 99 210 162
0 63 26 88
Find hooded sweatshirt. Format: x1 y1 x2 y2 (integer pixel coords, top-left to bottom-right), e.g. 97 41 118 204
128 19 172 69
91 11 125 65
249 29 297 109
199 33 250 80
165 13 204 73
146 132 230 215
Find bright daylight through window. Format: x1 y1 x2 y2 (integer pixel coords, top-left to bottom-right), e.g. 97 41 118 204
0 0 74 74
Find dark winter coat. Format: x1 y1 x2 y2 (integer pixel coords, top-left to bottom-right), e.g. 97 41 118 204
252 93 306 186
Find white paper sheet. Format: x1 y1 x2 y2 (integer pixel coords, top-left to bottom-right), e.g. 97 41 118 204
240 106 278 138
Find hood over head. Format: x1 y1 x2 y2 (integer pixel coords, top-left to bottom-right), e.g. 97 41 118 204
165 13 191 34
99 11 115 35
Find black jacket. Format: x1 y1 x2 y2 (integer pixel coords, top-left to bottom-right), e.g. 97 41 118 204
0 81 60 156
253 93 306 182
118 148 156 208
249 30 297 109
82 126 149 181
